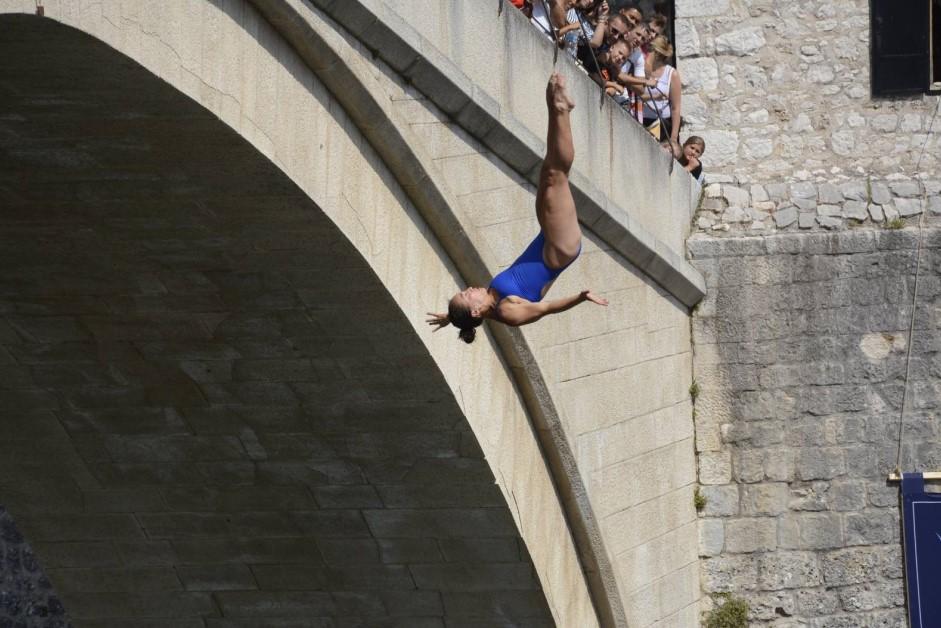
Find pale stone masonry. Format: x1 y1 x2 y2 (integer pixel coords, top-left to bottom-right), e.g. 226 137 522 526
687 229 941 625
676 0 941 234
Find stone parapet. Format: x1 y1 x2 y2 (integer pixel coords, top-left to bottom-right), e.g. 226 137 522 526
695 176 941 234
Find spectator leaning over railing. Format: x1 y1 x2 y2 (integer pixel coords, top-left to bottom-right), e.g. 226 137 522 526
558 0 610 55
618 3 643 29
586 11 629 51
510 0 701 185
576 12 630 75
531 0 608 56
582 0 612 47
681 136 706 183
639 35 681 144
616 23 656 121
637 16 656 52
586 39 634 105
644 13 668 50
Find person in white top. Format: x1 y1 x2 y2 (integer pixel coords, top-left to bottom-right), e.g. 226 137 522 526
639 36 682 144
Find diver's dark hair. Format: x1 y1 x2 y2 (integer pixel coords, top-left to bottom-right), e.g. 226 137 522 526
457 327 477 344
448 300 483 345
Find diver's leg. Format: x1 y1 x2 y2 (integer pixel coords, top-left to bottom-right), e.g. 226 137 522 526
536 73 581 268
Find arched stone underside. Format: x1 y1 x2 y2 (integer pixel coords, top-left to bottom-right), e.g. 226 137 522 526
0 1 703 626
0 15 557 628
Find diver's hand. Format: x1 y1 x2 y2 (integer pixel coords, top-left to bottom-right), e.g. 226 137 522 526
425 312 450 331
581 291 609 306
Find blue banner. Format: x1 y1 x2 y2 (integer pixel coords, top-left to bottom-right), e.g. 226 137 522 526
902 473 941 628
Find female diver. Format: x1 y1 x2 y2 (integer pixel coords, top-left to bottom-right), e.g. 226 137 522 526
426 73 608 344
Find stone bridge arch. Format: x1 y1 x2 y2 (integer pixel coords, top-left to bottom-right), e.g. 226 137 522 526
0 1 704 626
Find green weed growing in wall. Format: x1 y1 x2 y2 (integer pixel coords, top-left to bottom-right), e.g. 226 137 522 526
704 593 749 628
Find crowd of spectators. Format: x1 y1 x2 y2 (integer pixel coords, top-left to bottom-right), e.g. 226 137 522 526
509 0 705 183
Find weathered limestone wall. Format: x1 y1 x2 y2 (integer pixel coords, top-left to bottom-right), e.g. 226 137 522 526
676 0 941 234
688 229 941 625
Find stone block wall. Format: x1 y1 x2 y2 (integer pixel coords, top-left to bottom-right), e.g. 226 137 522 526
687 229 941 625
696 177 941 234
675 0 941 234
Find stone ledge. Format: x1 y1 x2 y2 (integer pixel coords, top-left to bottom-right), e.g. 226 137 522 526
688 228 921 259
695 178 941 236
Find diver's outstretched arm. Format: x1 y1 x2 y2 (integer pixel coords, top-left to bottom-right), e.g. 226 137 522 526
496 291 608 327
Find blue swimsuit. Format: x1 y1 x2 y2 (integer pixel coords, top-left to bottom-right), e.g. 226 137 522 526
489 232 580 302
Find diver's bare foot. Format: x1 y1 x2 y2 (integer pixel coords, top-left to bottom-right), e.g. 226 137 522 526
547 73 575 114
